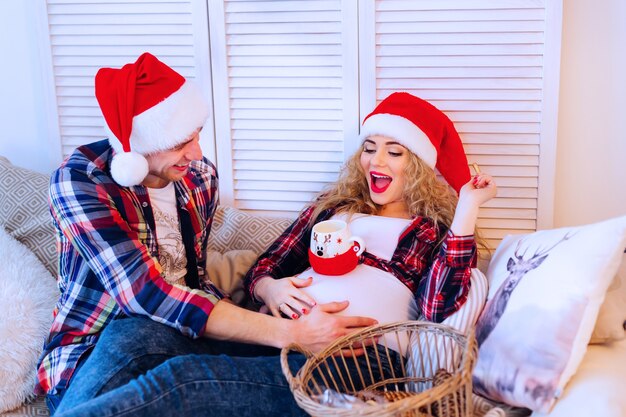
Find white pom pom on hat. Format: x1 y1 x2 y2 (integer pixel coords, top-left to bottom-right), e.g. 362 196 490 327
109 151 149 187
95 52 209 186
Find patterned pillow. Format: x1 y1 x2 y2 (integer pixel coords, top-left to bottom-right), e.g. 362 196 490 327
0 157 56 276
473 215 626 413
207 206 293 254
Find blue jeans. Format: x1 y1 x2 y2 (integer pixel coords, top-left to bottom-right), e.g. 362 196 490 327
52 316 304 416
52 316 402 417
55 352 308 417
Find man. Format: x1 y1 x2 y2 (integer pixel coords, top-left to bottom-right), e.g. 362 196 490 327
38 53 376 415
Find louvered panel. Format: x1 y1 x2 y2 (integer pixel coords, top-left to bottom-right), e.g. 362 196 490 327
379 67 542 79
48 0 187 4
235 170 339 183
378 33 544 45
384 89 543 101
234 150 344 163
234 160 342 173
230 87 343 99
225 1 340 12
376 0 545 11
479 208 537 220
52 35 194 46
237 180 327 193
370 0 551 249
227 11 340 24
461 133 539 145
214 0 356 212
377 8 545 22
234 140 344 152
477 218 536 230
46 0 208 157
232 130 344 141
231 98 344 109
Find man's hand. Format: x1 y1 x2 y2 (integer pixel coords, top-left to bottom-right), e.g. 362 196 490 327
289 301 377 353
203 299 377 355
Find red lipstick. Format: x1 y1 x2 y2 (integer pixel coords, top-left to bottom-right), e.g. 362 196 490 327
370 171 392 193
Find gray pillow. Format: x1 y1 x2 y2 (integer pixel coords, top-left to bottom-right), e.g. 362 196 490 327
0 156 56 276
208 206 293 255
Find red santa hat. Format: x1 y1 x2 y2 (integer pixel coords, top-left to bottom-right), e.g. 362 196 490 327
95 52 209 186
360 92 470 193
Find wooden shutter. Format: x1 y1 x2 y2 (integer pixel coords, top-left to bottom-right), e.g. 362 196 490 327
208 0 360 214
45 0 215 160
360 0 562 248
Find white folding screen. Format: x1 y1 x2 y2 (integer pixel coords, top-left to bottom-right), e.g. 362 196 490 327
360 0 561 248
44 0 215 160
208 0 360 213
41 0 562 245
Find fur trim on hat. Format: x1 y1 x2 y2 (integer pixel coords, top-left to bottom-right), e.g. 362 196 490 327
360 113 437 168
108 81 209 156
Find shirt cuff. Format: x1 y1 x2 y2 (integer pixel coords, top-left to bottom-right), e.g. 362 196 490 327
178 288 222 339
442 230 476 268
247 268 276 304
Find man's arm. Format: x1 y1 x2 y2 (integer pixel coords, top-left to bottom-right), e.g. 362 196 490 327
204 300 377 353
50 165 220 338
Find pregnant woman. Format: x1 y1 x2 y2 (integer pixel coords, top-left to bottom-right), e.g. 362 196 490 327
246 92 497 343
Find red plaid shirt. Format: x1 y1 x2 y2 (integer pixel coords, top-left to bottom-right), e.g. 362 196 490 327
37 139 224 396
244 206 476 322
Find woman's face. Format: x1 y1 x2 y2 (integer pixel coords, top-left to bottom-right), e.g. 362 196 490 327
360 135 410 216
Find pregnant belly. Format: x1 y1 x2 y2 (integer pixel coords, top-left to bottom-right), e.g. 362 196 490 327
299 264 418 352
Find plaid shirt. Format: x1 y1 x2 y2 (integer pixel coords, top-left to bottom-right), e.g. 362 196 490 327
36 139 224 396
244 206 476 323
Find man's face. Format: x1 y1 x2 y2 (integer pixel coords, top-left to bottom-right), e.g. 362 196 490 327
142 129 203 188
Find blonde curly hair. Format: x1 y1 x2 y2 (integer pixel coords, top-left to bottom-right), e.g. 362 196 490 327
310 145 457 231
309 143 489 255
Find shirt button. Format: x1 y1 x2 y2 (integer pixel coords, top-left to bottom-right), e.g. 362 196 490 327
142 202 148 207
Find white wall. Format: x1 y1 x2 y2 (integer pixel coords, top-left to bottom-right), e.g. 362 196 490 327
0 2 59 174
554 0 626 226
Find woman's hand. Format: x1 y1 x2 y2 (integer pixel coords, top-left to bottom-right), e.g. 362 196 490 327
459 173 497 207
450 174 497 236
253 275 317 319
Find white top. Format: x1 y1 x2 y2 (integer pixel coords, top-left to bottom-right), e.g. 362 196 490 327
299 214 418 352
147 183 187 286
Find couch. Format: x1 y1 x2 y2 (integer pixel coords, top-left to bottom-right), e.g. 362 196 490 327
1 155 625 417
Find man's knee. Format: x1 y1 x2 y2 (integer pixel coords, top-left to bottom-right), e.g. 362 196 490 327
97 316 183 354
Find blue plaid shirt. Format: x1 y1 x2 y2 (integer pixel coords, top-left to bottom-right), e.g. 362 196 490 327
36 139 224 396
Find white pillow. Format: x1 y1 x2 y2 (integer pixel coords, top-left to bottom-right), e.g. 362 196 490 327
531 338 626 417
589 252 626 343
473 215 626 413
0 227 58 412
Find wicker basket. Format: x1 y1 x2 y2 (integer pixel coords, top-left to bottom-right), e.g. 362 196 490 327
281 321 478 417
